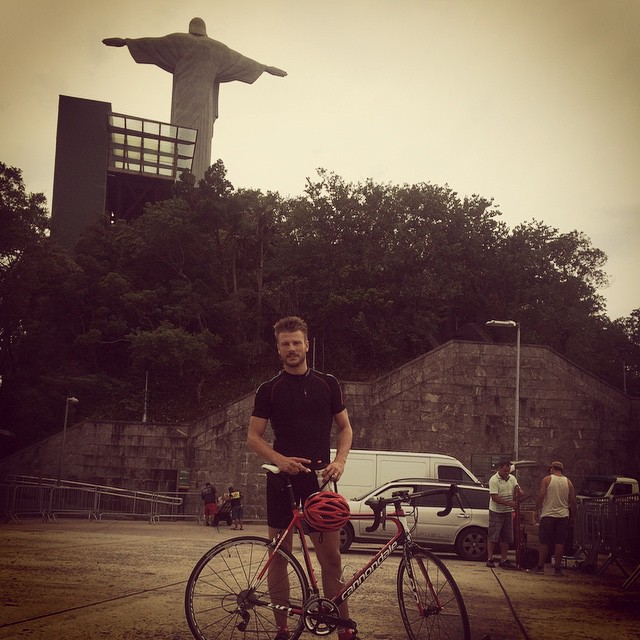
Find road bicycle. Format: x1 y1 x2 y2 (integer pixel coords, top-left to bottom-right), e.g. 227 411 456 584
185 464 471 640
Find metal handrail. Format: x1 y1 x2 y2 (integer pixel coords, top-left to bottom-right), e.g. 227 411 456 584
1 477 200 524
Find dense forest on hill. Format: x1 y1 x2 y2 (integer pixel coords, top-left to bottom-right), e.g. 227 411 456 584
1 160 638 455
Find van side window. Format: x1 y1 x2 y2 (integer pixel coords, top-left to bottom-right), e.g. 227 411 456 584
438 465 473 483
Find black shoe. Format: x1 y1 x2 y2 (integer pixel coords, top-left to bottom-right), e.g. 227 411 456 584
486 559 495 568
273 631 290 640
498 559 515 569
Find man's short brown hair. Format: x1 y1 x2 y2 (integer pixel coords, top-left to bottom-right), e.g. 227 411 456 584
273 316 308 340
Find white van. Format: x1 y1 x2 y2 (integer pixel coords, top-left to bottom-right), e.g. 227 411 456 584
330 449 481 499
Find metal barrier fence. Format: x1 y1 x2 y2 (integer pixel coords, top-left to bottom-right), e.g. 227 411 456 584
574 494 640 591
1 476 203 524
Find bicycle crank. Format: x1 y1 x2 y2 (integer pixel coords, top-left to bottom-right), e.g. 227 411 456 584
303 597 340 635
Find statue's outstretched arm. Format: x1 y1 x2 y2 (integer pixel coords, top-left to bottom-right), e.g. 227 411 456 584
103 38 127 47
264 66 287 77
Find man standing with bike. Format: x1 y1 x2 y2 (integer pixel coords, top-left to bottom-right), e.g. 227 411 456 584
486 459 524 569
247 316 355 640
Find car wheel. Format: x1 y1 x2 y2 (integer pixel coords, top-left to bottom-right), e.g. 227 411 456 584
455 527 487 561
339 523 354 553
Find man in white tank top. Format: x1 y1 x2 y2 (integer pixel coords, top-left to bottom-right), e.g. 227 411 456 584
533 461 577 575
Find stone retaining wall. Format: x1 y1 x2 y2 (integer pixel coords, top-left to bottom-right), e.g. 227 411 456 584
2 341 637 520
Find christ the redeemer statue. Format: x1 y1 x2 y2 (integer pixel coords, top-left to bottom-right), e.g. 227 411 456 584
103 17 287 180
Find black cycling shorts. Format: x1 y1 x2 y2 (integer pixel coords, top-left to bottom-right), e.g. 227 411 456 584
266 471 321 530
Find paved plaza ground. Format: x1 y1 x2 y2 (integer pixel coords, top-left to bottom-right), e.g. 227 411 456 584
0 519 638 639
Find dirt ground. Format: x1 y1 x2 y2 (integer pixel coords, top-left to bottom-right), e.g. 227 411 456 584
0 520 638 640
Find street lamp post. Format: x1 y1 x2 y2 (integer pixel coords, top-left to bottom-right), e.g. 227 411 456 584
486 320 520 461
57 396 79 485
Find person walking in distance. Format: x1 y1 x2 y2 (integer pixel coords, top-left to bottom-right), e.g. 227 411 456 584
533 461 577 575
486 459 524 568
247 316 355 640
227 486 244 530
200 482 218 527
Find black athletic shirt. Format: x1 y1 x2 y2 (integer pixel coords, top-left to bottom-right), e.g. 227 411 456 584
252 369 345 467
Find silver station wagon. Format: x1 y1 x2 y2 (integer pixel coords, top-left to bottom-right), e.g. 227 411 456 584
339 478 489 561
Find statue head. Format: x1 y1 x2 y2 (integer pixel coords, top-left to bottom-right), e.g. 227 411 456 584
189 17 207 37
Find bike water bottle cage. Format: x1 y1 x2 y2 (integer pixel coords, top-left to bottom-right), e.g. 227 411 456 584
303 491 350 531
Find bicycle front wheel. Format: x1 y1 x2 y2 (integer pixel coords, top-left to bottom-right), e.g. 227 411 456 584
185 535 310 640
397 546 470 640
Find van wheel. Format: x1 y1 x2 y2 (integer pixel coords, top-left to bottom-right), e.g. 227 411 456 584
455 527 487 561
339 523 354 553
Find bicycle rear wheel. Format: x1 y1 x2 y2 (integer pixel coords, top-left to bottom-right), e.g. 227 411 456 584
185 535 310 640
397 546 470 640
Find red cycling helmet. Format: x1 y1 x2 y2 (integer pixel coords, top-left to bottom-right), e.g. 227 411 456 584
303 491 350 531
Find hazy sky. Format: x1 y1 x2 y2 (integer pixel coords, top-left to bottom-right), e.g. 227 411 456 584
2 0 638 320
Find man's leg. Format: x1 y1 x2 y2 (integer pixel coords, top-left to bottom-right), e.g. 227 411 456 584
553 543 565 569
486 511 498 565
553 517 569 573
499 541 510 563
499 513 514 564
310 530 350 622
268 526 293 632
537 543 549 568
536 516 551 570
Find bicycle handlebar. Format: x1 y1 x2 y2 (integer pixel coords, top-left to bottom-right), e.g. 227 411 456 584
260 463 337 492
364 484 460 533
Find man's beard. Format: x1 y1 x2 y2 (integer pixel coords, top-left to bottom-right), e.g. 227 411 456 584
283 352 306 368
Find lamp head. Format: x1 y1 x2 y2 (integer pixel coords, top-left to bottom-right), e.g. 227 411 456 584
485 320 517 328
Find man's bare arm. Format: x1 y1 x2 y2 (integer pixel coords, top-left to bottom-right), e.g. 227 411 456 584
247 415 311 474
535 476 550 518
568 480 577 521
322 409 353 482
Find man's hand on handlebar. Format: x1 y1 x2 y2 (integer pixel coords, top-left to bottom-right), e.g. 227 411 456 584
274 455 312 475
322 459 346 483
